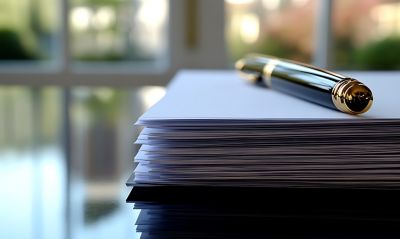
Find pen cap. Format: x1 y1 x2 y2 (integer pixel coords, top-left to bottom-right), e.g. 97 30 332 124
331 79 373 114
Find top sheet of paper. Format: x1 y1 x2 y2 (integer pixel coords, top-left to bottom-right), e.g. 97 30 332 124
138 70 400 122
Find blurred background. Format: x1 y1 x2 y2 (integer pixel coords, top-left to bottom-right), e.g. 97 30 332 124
1 0 400 238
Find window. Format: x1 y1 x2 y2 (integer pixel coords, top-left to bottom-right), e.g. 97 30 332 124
70 0 168 68
332 0 400 70
225 0 400 70
0 0 170 79
0 0 59 64
226 0 316 64
2 0 400 76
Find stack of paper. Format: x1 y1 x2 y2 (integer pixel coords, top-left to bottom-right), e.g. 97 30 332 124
127 70 400 238
128 70 400 189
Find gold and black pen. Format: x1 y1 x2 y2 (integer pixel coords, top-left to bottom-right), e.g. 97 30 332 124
235 54 373 115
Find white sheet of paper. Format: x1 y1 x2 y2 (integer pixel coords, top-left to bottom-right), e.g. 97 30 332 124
138 70 400 124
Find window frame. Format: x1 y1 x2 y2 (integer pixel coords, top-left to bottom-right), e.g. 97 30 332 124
0 0 227 87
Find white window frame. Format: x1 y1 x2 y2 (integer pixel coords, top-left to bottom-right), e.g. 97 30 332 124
314 0 332 68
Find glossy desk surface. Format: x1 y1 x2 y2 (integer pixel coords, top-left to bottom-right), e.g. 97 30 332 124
1 72 400 239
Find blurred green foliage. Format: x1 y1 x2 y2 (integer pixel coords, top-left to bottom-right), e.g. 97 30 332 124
0 29 36 60
334 36 400 70
77 53 125 62
333 36 356 70
229 34 311 64
256 37 311 62
84 201 119 224
74 0 119 6
76 52 153 62
354 37 400 70
83 89 124 125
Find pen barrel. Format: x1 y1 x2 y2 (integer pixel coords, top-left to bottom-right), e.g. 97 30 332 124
268 60 373 114
236 55 374 114
269 61 343 110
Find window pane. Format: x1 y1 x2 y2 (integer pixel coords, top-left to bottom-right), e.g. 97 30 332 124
0 0 59 62
70 0 168 65
333 0 400 70
225 0 316 63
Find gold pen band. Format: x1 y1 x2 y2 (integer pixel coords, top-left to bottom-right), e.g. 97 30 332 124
262 59 279 88
331 79 373 115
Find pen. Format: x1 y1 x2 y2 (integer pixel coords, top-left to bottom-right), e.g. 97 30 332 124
235 54 373 115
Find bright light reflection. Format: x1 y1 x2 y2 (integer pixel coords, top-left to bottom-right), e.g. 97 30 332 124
226 0 255 5
71 7 92 31
240 13 260 44
371 3 400 39
93 87 115 102
93 7 115 30
133 0 168 56
262 0 280 10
